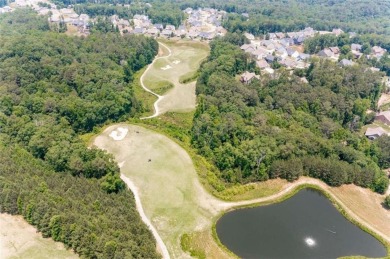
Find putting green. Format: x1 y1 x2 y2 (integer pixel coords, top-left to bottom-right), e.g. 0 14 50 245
142 40 209 115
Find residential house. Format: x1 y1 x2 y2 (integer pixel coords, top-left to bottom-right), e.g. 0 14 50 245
294 35 305 45
280 58 296 69
242 13 249 18
166 25 175 31
329 47 340 55
199 32 214 40
132 27 145 34
369 67 380 72
287 48 299 58
154 24 164 31
240 71 260 84
276 32 285 39
263 67 275 76
318 48 334 58
339 59 355 67
351 44 362 52
268 33 277 40
265 55 275 63
300 77 309 84
376 111 390 124
332 28 344 36
244 32 255 41
372 46 387 58
298 53 310 61
161 29 173 37
147 28 159 36
256 59 270 69
261 40 275 51
184 7 193 14
365 127 388 140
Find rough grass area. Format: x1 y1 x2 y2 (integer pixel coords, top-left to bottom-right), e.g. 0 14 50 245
331 184 390 239
133 67 157 116
139 40 209 117
217 179 289 201
93 124 225 258
0 214 78 259
144 80 174 95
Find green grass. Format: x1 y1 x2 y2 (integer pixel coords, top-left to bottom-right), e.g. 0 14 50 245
179 71 199 84
146 80 174 95
93 123 219 258
132 67 158 118
139 40 209 114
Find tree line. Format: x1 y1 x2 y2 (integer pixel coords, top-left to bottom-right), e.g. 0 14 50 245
0 146 160 258
0 10 160 258
191 34 389 194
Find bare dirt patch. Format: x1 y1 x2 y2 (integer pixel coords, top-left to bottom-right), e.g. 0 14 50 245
0 214 78 259
378 93 390 109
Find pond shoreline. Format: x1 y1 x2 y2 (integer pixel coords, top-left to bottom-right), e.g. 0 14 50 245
212 183 390 259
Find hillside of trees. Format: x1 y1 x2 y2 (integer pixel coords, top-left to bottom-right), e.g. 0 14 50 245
192 34 389 194
0 146 160 258
0 10 159 258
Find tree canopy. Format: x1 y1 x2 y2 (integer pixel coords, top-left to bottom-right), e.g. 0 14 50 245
192 36 388 193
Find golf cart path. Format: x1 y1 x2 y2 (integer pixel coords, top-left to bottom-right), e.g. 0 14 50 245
119 174 171 259
140 42 172 119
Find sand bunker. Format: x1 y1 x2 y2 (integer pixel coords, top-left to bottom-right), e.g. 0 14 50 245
172 60 181 64
109 127 128 141
161 65 172 70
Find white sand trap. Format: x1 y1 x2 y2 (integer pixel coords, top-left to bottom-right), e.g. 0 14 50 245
161 65 172 70
109 127 128 141
172 60 181 64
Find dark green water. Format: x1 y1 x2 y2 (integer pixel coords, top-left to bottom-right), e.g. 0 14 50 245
216 189 387 259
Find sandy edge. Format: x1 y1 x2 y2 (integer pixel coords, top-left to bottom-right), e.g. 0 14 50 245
220 177 390 244
119 173 171 259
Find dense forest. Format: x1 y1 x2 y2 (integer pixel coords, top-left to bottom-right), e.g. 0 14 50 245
75 2 185 27
192 34 389 193
0 146 159 258
0 10 159 258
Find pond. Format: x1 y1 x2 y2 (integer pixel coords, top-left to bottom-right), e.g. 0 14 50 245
216 188 387 259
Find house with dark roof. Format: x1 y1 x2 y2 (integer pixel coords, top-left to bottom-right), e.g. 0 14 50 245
318 48 334 58
265 55 275 63
365 127 388 140
376 111 390 124
154 24 163 30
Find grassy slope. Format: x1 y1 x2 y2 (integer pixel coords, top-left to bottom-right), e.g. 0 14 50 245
0 214 78 259
141 40 209 116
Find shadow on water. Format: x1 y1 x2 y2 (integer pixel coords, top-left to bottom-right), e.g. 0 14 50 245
216 188 387 259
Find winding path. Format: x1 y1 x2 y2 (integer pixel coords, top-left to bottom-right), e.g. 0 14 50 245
140 42 172 119
119 174 171 259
